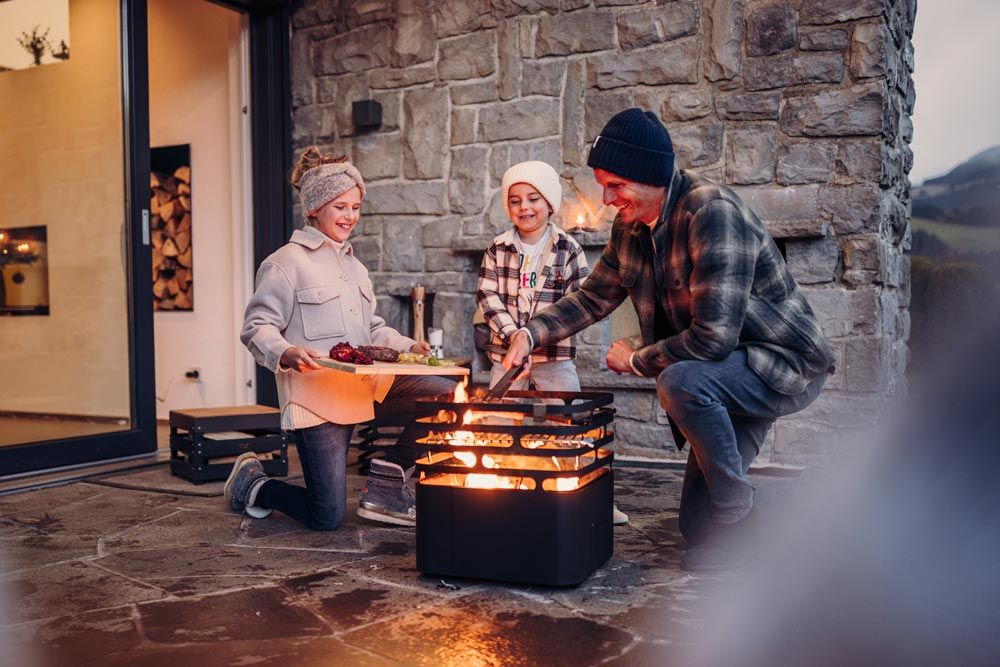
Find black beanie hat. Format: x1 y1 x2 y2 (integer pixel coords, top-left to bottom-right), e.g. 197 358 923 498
587 108 674 186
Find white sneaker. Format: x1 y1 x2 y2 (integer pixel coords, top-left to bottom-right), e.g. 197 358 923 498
613 504 629 525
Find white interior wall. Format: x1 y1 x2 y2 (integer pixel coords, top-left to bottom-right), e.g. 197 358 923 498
148 0 250 419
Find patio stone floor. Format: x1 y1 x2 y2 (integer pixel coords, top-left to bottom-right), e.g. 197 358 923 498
0 454 743 666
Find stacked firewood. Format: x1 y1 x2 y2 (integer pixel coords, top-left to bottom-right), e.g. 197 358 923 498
150 165 193 310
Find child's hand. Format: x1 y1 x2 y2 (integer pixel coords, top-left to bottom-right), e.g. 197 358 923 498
410 341 431 354
280 346 323 373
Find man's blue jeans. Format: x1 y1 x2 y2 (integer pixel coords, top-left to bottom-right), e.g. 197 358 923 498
256 375 455 531
657 349 825 545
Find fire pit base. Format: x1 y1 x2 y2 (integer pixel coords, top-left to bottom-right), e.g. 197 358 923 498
416 470 613 587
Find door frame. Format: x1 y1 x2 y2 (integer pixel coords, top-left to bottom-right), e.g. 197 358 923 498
214 0 292 408
0 0 291 476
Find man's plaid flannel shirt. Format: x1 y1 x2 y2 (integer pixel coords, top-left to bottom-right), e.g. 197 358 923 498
477 224 590 364
526 169 835 396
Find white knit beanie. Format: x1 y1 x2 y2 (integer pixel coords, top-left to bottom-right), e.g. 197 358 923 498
501 161 562 217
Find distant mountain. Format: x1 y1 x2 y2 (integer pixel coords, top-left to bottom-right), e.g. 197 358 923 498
912 145 1000 227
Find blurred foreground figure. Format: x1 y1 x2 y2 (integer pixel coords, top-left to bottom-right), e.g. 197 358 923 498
685 281 1000 666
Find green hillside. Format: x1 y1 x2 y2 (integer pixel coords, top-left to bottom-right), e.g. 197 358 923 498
911 217 1000 254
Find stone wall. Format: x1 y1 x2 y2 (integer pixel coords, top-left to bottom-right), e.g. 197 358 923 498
289 0 916 465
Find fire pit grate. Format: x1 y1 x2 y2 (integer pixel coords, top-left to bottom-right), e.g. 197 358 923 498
408 389 615 586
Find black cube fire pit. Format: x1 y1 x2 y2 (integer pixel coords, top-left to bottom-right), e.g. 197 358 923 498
408 388 615 587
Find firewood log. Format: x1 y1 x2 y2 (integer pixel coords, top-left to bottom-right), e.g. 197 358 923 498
162 176 179 196
174 165 191 183
177 247 193 268
150 195 160 217
153 277 168 299
178 182 191 195
151 173 160 188
164 218 177 239
151 230 163 250
162 238 179 258
159 297 175 310
166 276 180 296
152 248 165 272
175 230 191 254
179 214 191 233
155 188 171 206
159 199 175 221
175 290 193 309
179 195 191 211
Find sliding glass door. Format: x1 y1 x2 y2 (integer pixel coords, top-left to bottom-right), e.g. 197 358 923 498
0 0 156 475
0 0 290 476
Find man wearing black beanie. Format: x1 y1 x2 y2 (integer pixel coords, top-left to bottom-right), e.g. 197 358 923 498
503 108 836 573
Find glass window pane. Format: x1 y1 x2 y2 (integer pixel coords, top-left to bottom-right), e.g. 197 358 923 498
0 0 131 448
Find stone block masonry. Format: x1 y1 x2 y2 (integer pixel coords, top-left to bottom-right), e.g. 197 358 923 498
290 0 915 466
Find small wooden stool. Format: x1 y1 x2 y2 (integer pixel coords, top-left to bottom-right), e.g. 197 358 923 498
169 405 288 484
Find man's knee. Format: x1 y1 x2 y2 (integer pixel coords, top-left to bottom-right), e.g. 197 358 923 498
656 361 706 414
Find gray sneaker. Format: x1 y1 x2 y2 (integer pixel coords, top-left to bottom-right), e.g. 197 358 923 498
224 452 272 518
357 459 417 527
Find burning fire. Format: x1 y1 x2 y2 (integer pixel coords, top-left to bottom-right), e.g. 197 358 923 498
443 380 580 491
555 477 580 491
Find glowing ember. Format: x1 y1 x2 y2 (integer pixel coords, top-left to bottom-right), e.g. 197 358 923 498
575 213 586 229
466 473 520 489
453 451 476 467
555 477 580 492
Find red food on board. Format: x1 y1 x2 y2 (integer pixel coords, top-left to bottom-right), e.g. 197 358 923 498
329 342 373 365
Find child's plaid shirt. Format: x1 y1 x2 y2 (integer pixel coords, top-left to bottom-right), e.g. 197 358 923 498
477 224 590 364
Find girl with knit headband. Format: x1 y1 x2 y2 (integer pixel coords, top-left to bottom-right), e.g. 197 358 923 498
231 147 455 530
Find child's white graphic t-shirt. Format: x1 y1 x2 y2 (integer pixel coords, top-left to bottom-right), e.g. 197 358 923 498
512 228 551 319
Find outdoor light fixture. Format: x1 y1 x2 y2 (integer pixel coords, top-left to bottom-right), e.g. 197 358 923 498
352 99 382 130
408 384 615 586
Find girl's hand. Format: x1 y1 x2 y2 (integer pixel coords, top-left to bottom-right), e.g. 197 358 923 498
280 346 324 373
411 341 431 354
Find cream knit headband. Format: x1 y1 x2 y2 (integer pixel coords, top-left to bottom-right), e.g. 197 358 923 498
298 161 366 218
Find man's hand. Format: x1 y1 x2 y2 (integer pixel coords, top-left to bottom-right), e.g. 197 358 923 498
606 339 636 374
411 341 431 355
502 330 533 371
280 346 324 373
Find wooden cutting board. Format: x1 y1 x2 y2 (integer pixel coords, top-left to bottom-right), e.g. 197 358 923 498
315 357 470 376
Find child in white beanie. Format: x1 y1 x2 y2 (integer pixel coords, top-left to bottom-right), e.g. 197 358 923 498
476 160 629 525
477 160 589 394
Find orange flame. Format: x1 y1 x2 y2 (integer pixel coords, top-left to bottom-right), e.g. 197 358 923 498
453 379 468 403
465 473 522 489
453 451 476 467
555 477 580 492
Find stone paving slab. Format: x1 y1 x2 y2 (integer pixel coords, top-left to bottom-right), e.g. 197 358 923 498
0 460 736 666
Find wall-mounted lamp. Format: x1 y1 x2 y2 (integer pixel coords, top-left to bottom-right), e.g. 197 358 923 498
352 99 382 131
